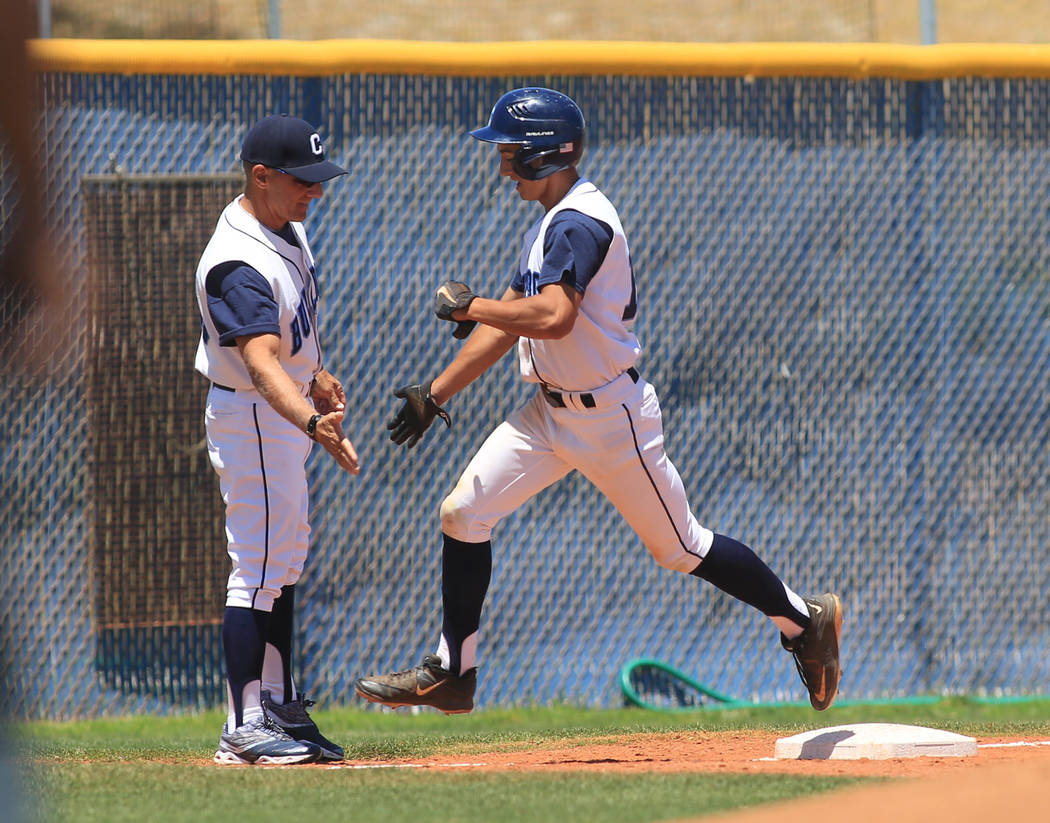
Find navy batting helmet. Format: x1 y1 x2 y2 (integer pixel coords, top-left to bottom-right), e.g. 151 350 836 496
470 87 585 181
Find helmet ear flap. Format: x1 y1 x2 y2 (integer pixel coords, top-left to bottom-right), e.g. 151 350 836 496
510 146 544 180
511 139 584 181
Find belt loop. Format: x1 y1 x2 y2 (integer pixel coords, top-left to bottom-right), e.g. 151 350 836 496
541 385 566 408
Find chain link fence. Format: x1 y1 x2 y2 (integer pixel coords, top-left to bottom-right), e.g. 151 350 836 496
3 68 1050 719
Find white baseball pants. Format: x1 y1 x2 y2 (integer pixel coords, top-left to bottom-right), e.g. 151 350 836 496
206 385 312 612
440 374 714 572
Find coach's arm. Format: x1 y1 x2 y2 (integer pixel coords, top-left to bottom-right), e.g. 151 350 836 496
237 333 360 474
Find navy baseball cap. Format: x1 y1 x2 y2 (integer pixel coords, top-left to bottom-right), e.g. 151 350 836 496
241 114 347 183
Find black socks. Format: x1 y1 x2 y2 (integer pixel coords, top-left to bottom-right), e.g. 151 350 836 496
440 533 492 675
690 533 810 626
268 584 295 701
222 605 270 727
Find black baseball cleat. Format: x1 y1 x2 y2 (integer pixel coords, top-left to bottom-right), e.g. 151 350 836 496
355 655 476 714
261 690 344 762
782 593 843 711
213 715 323 765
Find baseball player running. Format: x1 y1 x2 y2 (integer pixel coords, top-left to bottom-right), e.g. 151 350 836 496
355 88 841 714
195 114 359 765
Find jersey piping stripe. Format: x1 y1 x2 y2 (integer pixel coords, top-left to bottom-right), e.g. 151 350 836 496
526 338 552 387
224 213 323 372
620 403 701 560
250 402 271 609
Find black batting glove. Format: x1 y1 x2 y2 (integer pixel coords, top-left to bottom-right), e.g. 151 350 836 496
434 280 476 322
435 281 478 340
386 381 452 449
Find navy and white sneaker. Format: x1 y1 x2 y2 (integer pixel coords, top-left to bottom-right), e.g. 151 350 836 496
261 690 344 762
213 715 323 765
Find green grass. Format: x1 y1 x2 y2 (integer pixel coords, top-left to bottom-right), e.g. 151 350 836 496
24 766 858 823
12 698 1050 823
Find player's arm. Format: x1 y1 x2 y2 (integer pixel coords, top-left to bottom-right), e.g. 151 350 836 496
430 286 521 404
237 333 360 475
450 283 581 341
386 287 520 449
435 211 606 341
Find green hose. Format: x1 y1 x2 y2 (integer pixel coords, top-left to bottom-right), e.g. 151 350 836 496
618 657 1003 711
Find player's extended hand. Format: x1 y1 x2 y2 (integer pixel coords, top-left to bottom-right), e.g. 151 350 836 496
386 381 452 449
434 280 478 339
314 410 360 475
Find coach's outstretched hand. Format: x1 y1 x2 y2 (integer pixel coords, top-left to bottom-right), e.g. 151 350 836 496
314 410 360 475
387 381 452 448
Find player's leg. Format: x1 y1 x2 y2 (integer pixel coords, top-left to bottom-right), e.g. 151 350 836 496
436 395 573 674
215 403 311 614
355 393 572 712
206 393 321 764
563 382 715 571
256 470 344 760
688 532 843 710
260 586 344 761
570 381 842 709
261 461 309 707
221 606 271 732
435 533 491 678
262 585 295 704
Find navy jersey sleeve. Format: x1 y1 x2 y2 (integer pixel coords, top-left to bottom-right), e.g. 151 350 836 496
509 263 526 293
535 210 614 294
204 261 280 346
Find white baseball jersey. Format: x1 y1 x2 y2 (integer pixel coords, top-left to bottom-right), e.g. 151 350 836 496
194 196 321 391
515 179 641 392
436 176 716 674
441 176 714 581
194 196 322 612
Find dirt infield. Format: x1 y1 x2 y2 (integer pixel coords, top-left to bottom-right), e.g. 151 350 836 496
704 759 1050 823
326 730 1050 822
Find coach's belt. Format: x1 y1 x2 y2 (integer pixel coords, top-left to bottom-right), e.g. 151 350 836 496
541 367 639 410
211 381 310 396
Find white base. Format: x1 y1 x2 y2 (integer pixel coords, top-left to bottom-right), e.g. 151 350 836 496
774 723 978 760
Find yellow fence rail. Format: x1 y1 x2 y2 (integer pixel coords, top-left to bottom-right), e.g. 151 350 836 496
27 39 1050 79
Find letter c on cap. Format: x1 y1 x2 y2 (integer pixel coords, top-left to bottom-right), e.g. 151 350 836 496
310 134 323 155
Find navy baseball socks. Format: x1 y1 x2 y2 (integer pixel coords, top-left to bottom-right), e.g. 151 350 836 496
355 534 487 714
691 533 843 710
259 587 344 761
217 602 342 763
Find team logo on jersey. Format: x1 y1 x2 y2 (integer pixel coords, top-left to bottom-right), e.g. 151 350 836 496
289 281 318 355
522 269 540 298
